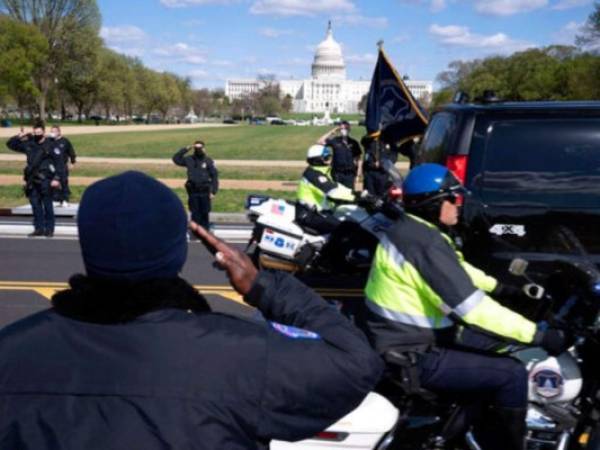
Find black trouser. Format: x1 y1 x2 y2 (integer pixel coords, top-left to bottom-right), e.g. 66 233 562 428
332 170 355 189
53 168 70 203
188 192 211 229
295 203 340 234
28 180 55 233
363 170 388 197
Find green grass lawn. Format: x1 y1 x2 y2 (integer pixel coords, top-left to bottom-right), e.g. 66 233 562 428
1 124 368 160
0 161 302 181
0 185 293 212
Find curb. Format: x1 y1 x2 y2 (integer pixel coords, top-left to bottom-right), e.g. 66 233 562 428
0 224 252 242
4 205 250 224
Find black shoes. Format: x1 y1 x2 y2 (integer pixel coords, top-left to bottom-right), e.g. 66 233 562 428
27 230 54 237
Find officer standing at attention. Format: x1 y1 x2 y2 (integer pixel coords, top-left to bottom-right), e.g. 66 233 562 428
172 140 218 229
0 171 384 449
49 125 76 207
357 163 570 450
317 120 362 189
6 120 64 237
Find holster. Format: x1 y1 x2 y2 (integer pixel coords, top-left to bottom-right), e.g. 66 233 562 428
383 345 435 400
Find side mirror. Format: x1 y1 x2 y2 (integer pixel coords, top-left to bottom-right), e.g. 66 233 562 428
509 258 529 277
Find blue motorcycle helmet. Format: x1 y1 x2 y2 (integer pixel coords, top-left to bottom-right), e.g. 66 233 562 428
402 163 468 222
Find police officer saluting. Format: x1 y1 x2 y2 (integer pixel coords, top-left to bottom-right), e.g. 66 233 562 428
173 140 218 229
6 120 65 237
318 120 362 189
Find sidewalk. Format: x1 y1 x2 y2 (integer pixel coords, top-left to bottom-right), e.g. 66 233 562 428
0 154 409 169
0 175 298 191
0 123 231 138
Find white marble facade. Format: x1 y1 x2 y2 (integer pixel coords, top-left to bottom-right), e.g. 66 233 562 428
225 23 433 114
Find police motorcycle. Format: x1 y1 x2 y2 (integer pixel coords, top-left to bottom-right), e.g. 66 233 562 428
244 159 403 275
367 226 600 450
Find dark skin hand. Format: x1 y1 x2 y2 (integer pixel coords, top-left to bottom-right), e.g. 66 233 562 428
189 221 258 296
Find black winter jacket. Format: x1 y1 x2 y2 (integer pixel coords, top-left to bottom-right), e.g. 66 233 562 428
6 135 65 184
173 148 219 195
0 271 383 449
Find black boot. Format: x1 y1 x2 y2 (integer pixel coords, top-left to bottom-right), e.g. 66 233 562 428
473 406 527 450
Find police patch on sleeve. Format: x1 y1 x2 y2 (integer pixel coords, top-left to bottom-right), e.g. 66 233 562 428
318 175 327 183
54 148 61 155
270 322 321 340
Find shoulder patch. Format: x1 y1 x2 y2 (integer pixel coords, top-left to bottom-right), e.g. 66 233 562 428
202 162 207 168
318 175 327 183
54 148 61 155
270 322 320 340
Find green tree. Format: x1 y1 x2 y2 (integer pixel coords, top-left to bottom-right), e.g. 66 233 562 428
0 16 47 114
577 2 600 50
96 49 131 119
0 0 102 119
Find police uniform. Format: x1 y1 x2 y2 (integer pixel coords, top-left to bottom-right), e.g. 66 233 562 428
51 136 76 202
0 270 384 449
326 136 361 189
173 148 218 228
7 135 65 235
359 213 537 412
296 165 355 212
362 139 397 197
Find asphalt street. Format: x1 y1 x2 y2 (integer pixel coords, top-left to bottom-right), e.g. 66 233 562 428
0 236 253 329
0 234 365 330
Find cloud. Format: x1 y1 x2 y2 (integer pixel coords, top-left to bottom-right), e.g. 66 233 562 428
393 34 410 43
553 21 583 44
346 53 377 64
474 0 548 16
551 0 592 10
250 0 355 16
429 24 533 50
161 0 238 7
210 59 234 66
398 0 449 12
333 14 389 28
100 25 146 44
106 45 145 57
259 27 294 38
154 42 207 64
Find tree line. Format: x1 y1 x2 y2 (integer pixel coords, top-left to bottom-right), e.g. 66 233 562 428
432 4 600 108
0 0 291 123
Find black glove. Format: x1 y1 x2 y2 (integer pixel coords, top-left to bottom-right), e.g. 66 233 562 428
536 328 571 356
492 282 522 299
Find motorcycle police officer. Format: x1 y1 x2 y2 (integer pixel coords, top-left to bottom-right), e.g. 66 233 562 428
0 171 384 449
318 121 362 189
173 140 218 229
296 144 356 233
6 121 65 237
357 163 570 450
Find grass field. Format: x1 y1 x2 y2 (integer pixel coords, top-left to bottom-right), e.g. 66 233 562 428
0 161 302 181
0 124 369 160
0 185 293 212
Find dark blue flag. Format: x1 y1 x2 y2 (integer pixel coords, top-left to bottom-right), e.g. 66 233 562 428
365 48 428 143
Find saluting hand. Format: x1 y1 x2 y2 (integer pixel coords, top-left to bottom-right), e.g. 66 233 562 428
189 222 258 296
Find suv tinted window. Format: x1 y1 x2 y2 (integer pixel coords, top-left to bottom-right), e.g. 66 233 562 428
417 112 456 164
477 118 600 208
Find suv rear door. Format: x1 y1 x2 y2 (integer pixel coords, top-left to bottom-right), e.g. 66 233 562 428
462 112 600 274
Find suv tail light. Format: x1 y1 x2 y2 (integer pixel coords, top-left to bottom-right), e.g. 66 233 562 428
446 155 469 184
446 155 469 206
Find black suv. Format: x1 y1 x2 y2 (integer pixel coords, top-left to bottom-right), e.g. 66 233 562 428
414 99 600 279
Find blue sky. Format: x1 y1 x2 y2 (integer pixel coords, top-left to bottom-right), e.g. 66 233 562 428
98 0 595 90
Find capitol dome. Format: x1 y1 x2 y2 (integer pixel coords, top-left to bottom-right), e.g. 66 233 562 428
311 21 346 80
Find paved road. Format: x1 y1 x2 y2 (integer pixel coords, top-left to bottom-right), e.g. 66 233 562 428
0 236 365 330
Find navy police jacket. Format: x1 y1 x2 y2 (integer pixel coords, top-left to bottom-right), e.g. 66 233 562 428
0 271 383 449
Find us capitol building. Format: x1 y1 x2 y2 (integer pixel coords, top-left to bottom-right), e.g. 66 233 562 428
225 23 433 114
